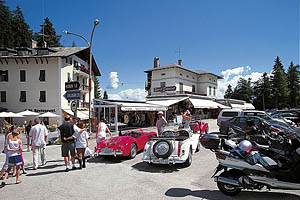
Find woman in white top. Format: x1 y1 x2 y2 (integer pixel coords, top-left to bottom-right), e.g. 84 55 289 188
64 121 89 169
96 118 112 144
1 126 23 186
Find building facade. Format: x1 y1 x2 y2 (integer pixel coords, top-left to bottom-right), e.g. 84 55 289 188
0 47 101 125
145 57 222 98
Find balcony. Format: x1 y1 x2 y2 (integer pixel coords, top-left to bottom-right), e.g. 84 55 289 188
81 84 89 93
74 65 94 77
80 101 89 108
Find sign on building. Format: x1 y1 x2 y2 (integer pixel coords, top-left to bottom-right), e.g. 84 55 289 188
65 81 80 91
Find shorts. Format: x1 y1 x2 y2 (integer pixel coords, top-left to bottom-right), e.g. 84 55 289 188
8 155 22 167
61 142 75 157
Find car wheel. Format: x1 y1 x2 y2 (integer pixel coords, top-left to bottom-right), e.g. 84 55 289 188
183 148 192 167
196 138 201 152
129 143 137 159
153 140 173 159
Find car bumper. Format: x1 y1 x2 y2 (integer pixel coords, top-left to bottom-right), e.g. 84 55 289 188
96 151 123 156
143 156 185 165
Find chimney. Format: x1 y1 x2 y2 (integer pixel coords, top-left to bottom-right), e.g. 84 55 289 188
178 59 182 66
154 57 159 68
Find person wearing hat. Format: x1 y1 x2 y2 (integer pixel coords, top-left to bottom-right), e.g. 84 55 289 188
156 111 167 136
182 110 191 129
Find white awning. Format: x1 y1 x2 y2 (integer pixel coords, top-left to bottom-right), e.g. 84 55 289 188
146 97 188 107
189 98 227 109
118 102 167 111
63 109 89 120
230 103 255 110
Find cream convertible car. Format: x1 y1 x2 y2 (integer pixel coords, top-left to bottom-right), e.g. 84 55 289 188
142 129 201 167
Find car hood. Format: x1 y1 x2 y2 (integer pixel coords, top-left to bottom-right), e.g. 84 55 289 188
98 136 133 148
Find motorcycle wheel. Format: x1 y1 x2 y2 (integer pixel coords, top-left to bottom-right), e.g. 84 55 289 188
217 172 241 196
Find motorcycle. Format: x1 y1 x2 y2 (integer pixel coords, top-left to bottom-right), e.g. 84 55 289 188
200 133 300 196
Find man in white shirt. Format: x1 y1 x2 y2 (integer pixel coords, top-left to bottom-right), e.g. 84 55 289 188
29 118 48 170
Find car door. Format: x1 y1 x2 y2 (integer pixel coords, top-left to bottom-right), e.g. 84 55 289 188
135 132 149 151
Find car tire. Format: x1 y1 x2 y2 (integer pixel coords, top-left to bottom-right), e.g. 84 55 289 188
196 137 201 152
153 140 173 159
183 148 192 167
129 143 137 159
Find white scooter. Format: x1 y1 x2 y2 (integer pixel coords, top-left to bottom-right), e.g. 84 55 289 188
200 134 300 196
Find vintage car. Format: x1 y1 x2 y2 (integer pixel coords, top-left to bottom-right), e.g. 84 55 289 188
142 125 207 167
94 129 157 159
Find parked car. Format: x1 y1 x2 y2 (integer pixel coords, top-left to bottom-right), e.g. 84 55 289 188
94 129 157 159
217 109 242 127
142 129 202 167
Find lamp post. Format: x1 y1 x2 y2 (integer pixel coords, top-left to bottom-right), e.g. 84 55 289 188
63 19 100 134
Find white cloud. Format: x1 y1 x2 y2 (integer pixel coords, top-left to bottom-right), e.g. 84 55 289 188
217 66 264 99
107 72 119 89
108 88 147 101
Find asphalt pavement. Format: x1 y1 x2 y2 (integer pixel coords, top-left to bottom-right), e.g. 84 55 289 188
0 119 300 200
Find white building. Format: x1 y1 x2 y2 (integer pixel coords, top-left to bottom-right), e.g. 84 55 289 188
144 57 229 119
0 47 101 125
145 57 222 98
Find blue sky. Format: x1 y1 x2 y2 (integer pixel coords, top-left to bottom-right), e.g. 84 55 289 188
5 0 300 99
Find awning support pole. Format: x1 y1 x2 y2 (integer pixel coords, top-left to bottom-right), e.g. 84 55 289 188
115 105 118 134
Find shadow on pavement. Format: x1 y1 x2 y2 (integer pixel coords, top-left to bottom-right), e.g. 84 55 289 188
131 162 182 173
87 156 125 164
26 169 66 177
165 188 300 200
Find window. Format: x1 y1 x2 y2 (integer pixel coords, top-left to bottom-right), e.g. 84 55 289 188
192 77 195 80
209 86 212 96
1 91 6 102
179 82 183 92
161 73 166 76
82 78 85 85
213 87 216 96
186 75 189 78
222 112 239 117
180 73 183 76
39 70 46 82
39 91 46 102
66 56 72 65
19 91 26 102
77 76 79 81
67 72 71 82
192 85 196 92
0 70 8 82
160 82 166 88
20 70 26 82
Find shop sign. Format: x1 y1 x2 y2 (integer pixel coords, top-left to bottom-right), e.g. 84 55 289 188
154 86 176 92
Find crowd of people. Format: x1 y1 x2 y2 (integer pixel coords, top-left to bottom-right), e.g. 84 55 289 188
0 110 191 188
0 115 93 187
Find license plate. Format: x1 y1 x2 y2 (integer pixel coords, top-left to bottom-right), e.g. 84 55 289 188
153 158 169 164
102 148 113 153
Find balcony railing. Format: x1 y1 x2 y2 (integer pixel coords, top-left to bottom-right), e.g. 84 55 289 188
74 65 94 76
81 84 89 93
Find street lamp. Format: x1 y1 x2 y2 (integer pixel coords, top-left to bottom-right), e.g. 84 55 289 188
63 19 100 134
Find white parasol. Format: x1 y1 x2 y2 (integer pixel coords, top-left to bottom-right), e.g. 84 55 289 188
39 112 59 118
17 110 39 116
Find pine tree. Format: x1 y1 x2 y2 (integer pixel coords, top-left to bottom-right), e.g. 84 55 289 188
224 84 233 99
35 17 61 47
94 76 101 98
271 56 289 109
252 73 272 110
287 62 300 108
103 91 108 99
231 78 253 103
12 6 32 47
0 0 14 47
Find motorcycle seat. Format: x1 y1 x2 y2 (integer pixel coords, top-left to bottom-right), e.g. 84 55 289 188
253 142 269 150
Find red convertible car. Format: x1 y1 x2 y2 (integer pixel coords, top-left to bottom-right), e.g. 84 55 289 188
94 129 157 159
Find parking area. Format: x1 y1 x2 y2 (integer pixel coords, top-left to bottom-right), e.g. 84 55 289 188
0 119 300 199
